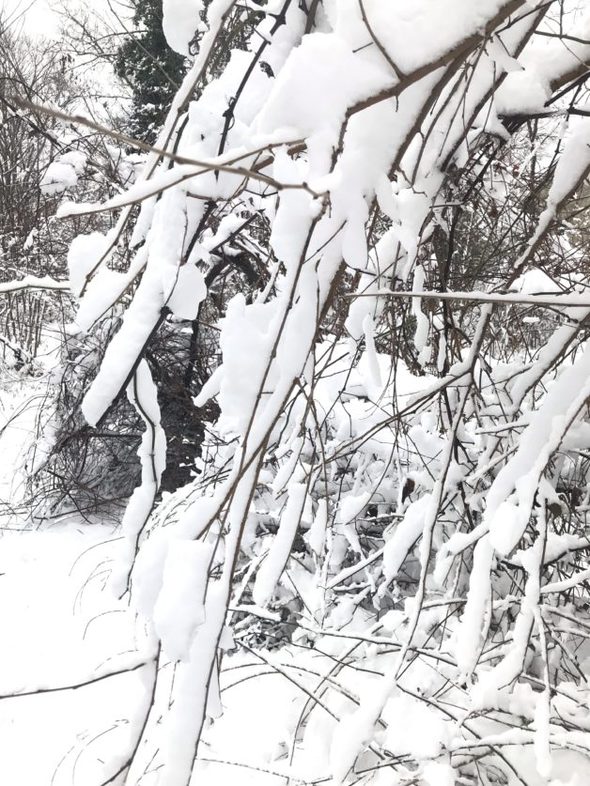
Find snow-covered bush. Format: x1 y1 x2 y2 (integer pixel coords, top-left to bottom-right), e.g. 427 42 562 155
47 1 590 784
0 16 144 379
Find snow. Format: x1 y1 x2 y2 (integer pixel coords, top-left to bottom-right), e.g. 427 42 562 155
0 275 69 295
165 262 207 321
382 693 449 759
162 0 204 55
383 496 430 582
111 360 166 596
495 68 550 115
422 761 455 786
337 491 371 526
0 477 145 784
455 536 494 677
7 1 590 785
67 231 112 297
257 31 394 155
40 160 80 195
534 685 552 778
485 340 590 556
411 265 430 367
307 497 327 557
152 539 211 661
325 0 522 75
81 185 190 426
512 267 561 295
253 482 306 607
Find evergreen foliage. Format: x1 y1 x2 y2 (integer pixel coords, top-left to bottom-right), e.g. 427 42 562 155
114 0 185 141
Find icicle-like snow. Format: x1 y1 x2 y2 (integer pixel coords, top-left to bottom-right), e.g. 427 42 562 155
253 483 307 607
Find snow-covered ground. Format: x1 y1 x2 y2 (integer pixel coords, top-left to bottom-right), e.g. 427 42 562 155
0 374 142 784
0 375 294 786
0 528 145 784
0 374 587 786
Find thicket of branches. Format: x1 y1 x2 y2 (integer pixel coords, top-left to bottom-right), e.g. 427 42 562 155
6 1 590 785
0 5 229 512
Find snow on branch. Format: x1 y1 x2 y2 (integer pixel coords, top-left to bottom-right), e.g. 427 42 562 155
48 0 590 784
0 276 70 294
